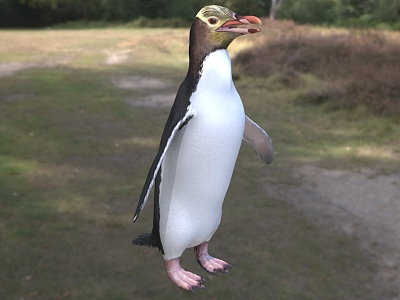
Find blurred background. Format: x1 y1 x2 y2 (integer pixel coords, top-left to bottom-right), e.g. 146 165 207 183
0 0 400 29
1 1 399 300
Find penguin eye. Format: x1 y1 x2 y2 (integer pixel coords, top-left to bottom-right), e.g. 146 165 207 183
208 18 218 25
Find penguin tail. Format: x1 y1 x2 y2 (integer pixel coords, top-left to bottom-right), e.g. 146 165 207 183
132 233 160 249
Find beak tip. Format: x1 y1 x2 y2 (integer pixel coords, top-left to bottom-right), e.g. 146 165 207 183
254 17 262 25
242 15 262 25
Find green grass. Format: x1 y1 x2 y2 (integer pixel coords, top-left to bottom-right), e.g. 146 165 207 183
50 17 190 29
0 28 399 299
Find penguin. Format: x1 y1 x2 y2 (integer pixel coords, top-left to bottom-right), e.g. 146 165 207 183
132 5 274 292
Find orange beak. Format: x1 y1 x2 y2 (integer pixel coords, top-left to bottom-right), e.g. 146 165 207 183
217 15 262 35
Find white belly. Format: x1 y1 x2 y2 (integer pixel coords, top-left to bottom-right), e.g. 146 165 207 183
159 50 245 260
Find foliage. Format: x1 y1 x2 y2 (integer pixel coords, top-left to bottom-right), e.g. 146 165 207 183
279 0 337 24
50 17 190 29
234 20 400 117
278 0 400 28
0 0 399 29
0 0 271 27
124 17 189 29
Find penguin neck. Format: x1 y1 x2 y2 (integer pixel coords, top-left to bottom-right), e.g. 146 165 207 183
187 17 232 80
200 50 233 90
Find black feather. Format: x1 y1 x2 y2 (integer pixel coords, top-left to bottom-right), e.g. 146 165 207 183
132 233 157 248
133 16 217 253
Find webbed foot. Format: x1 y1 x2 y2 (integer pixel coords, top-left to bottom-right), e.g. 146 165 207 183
165 258 206 292
194 242 232 276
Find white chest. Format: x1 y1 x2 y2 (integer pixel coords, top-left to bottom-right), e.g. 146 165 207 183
159 49 246 259
191 49 240 110
189 49 244 132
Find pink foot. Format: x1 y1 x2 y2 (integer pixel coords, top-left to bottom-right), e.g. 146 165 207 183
165 258 206 293
194 242 232 276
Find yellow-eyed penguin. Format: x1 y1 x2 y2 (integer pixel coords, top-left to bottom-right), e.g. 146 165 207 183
132 5 274 292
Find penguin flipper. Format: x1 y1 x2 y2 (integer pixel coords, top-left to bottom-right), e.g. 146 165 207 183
133 104 195 222
243 115 274 164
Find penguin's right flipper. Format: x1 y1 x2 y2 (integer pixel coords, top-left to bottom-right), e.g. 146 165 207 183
243 115 274 164
133 104 195 222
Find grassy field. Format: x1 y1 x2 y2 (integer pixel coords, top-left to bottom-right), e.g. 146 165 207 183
0 26 399 300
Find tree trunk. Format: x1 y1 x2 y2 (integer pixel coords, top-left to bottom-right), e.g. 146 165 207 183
270 0 283 20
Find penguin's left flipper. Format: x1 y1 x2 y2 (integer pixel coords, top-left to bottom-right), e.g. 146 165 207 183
133 104 196 222
243 115 274 164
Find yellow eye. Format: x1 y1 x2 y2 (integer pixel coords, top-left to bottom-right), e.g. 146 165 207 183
208 18 218 25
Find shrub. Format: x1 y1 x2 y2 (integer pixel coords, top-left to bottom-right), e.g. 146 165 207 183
234 20 400 116
125 16 189 28
52 17 190 29
279 0 337 25
52 20 118 29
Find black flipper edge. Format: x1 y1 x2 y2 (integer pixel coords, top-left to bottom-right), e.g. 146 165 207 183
133 105 196 222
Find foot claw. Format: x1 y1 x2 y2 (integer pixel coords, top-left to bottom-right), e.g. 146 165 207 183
197 278 207 284
219 268 229 275
194 284 206 290
224 264 233 269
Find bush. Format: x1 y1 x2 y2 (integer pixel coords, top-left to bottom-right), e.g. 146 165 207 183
52 17 190 29
125 16 189 28
52 20 119 29
279 0 337 25
234 20 400 116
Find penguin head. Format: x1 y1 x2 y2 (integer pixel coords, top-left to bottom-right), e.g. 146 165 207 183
195 5 262 49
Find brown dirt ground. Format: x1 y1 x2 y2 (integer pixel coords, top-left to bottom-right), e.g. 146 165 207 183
265 166 400 299
110 75 176 108
0 58 70 78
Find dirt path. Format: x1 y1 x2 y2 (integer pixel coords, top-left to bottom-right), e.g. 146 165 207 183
0 47 129 78
265 166 400 299
110 75 175 108
0 58 70 78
